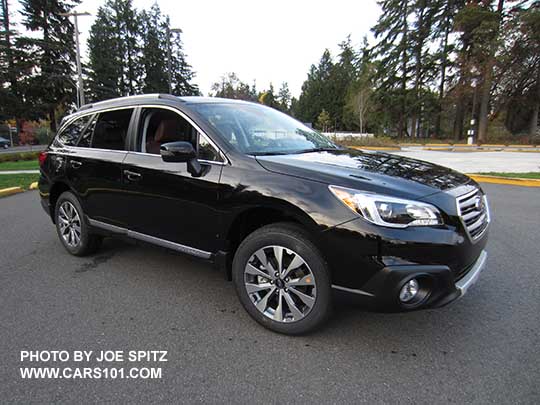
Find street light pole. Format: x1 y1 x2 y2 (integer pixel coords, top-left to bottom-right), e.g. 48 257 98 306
167 27 182 94
60 11 90 108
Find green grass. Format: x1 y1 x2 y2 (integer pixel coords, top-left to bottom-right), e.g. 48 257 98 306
0 159 39 171
0 173 39 190
474 172 540 179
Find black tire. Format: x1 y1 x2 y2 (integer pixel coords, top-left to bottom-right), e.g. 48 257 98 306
54 191 102 256
232 222 331 335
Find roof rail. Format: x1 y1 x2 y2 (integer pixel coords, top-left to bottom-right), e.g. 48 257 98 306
77 93 183 112
158 94 184 102
78 103 93 111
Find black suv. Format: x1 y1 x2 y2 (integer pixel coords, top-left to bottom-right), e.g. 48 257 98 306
38 94 489 334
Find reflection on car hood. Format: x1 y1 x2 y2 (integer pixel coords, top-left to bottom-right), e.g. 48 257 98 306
255 148 474 199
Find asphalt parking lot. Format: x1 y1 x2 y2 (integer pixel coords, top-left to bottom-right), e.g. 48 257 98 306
0 184 538 403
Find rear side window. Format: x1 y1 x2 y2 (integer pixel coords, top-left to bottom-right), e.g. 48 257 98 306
92 109 133 151
56 115 92 146
77 114 98 148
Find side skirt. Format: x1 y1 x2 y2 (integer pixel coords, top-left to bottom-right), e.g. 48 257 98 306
87 218 212 260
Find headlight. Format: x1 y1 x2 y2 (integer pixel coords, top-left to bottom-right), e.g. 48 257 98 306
329 185 443 228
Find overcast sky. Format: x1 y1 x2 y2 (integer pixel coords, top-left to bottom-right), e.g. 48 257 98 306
30 0 382 97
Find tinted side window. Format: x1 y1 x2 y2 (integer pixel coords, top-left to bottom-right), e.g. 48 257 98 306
57 115 92 146
92 109 133 151
139 108 195 154
77 114 98 148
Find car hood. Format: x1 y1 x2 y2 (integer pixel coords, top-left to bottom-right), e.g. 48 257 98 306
255 148 475 199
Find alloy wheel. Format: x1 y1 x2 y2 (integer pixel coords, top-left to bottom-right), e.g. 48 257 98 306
244 245 316 323
58 201 82 248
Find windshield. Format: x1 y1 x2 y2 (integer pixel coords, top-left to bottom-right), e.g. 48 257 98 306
191 103 338 155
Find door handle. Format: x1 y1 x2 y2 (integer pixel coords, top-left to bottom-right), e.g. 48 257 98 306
124 169 142 181
70 160 82 169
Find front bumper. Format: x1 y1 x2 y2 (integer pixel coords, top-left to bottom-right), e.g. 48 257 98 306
455 250 487 297
332 250 488 311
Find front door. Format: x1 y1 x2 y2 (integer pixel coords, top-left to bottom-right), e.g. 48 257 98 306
122 106 225 253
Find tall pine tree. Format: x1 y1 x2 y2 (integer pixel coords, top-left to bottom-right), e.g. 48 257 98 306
87 6 123 101
19 0 80 130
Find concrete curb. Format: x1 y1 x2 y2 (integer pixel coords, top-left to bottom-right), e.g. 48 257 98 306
468 175 540 187
0 186 24 197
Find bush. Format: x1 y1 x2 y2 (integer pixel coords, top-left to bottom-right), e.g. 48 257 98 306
332 135 398 147
34 126 54 145
0 151 41 163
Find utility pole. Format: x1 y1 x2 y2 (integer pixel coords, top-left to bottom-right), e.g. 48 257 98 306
60 11 90 108
167 27 182 94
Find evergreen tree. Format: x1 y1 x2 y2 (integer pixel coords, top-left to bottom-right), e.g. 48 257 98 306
0 0 25 123
346 39 376 133
276 82 291 112
169 28 200 95
372 0 414 137
328 36 357 130
211 72 257 101
495 2 540 137
259 83 279 109
87 0 141 100
87 6 123 101
140 4 168 93
111 0 141 95
409 0 439 137
295 49 334 125
19 0 80 130
316 109 332 132
431 0 464 137
87 1 199 99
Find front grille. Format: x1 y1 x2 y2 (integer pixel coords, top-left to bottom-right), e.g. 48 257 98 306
456 188 490 241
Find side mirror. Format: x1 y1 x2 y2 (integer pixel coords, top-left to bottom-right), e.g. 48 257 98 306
160 141 206 177
160 141 196 163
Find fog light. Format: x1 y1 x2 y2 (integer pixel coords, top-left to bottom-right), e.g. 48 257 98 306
399 279 419 303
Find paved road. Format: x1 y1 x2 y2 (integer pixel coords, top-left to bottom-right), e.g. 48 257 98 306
0 145 46 154
394 149 540 173
0 185 538 403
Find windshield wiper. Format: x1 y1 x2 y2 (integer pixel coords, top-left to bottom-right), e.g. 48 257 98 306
250 151 293 156
294 147 340 154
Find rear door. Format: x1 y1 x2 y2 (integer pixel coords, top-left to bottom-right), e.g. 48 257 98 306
122 106 225 252
67 107 136 226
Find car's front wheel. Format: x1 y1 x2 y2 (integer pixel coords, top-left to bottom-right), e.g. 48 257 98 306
232 223 331 335
54 191 102 256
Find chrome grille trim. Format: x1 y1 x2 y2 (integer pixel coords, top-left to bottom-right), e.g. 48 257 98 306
456 188 490 241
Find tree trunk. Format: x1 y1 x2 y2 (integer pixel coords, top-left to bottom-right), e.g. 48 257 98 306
477 0 505 143
453 101 464 141
49 109 57 133
399 0 409 138
411 2 426 140
529 66 540 137
477 61 493 143
435 14 451 138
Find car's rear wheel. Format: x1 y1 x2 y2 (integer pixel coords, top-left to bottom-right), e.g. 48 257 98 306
232 223 331 335
54 191 102 256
